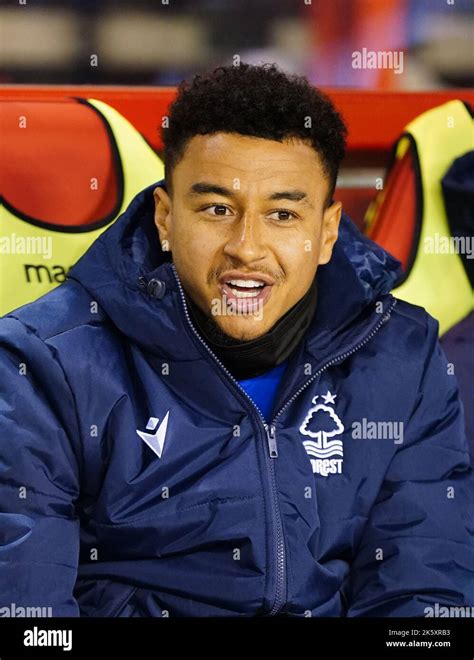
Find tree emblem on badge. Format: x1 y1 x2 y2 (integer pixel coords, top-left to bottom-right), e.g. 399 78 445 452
299 392 345 475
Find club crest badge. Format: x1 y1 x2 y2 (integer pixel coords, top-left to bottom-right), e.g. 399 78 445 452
299 391 345 477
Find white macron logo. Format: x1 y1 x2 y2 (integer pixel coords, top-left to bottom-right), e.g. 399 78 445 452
136 411 170 458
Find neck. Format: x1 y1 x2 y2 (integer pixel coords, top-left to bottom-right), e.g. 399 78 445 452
184 277 318 379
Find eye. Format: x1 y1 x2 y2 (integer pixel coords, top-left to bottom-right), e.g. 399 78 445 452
268 209 298 222
202 204 232 216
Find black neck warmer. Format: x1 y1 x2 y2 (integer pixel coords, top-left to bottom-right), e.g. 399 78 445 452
184 277 319 379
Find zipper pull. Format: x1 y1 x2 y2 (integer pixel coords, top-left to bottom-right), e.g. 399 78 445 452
265 423 278 458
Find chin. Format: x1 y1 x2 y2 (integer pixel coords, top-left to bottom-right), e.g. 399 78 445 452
218 318 268 342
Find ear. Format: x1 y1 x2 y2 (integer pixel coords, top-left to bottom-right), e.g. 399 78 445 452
318 200 342 266
153 186 172 252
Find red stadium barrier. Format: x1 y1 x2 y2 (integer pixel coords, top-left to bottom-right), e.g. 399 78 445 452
1 85 473 153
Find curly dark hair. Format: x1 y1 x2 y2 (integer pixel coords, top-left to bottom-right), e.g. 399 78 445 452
162 63 347 206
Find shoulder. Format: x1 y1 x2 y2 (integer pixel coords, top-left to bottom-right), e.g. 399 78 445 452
0 280 119 368
390 296 439 335
377 296 440 361
358 296 448 413
1 279 108 341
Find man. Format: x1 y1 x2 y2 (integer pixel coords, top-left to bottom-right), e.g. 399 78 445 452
0 64 472 617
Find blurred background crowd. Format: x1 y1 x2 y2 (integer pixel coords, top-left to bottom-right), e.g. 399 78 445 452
0 0 472 89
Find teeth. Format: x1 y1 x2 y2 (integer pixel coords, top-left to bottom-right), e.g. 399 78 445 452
229 288 261 298
227 278 265 288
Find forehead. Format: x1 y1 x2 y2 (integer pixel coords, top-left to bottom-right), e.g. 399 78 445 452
173 132 326 194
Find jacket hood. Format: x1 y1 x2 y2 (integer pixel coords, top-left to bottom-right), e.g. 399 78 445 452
67 180 402 362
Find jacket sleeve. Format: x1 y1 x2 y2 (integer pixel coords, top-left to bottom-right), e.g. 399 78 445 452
345 314 474 617
0 316 82 616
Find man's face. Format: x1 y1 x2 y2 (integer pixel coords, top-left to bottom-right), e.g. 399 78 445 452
154 132 341 340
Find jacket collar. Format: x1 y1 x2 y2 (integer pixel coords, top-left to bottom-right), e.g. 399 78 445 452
68 180 402 365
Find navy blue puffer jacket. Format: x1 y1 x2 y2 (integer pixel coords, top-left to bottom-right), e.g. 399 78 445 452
0 181 473 617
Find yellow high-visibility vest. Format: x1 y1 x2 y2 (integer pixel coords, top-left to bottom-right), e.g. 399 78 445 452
0 98 164 316
372 100 473 335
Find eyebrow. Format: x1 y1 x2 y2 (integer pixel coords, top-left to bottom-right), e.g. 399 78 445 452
269 190 307 202
187 182 309 203
188 182 233 197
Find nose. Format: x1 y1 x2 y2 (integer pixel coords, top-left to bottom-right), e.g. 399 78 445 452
222 211 267 264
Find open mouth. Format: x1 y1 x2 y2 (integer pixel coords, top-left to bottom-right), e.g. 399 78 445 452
219 278 273 314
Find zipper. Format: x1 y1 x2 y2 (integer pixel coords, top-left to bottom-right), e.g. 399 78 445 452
165 264 396 615
266 422 278 458
263 421 286 615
